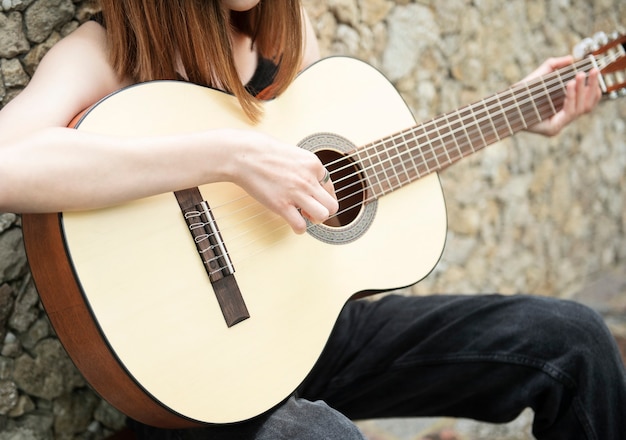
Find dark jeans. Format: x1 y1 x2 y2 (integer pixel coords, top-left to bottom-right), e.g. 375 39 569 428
131 293 626 439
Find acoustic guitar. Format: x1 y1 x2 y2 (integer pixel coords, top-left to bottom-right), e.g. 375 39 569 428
22 31 626 427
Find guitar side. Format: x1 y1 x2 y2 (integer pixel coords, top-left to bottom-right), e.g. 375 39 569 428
22 57 447 425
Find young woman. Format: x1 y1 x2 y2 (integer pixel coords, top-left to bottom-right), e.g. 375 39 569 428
1 1 624 439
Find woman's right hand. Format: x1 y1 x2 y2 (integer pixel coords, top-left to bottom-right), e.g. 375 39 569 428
226 130 339 234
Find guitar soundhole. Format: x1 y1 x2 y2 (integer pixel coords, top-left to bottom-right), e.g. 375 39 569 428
316 149 363 227
299 133 377 245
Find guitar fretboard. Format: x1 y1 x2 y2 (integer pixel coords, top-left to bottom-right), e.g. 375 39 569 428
352 58 595 200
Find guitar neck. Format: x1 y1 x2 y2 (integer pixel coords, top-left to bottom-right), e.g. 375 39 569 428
354 57 596 200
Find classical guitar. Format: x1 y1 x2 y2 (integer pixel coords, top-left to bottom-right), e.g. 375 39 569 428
22 32 626 427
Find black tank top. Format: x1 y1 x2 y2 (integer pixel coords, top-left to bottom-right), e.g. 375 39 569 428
90 12 278 97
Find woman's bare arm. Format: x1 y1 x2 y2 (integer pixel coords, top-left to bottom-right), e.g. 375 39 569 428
0 19 337 233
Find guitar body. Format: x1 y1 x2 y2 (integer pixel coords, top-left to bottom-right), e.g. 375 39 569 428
22 57 447 426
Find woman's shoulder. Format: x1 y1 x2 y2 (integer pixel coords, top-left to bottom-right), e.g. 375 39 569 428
45 19 108 63
34 19 125 95
0 20 126 138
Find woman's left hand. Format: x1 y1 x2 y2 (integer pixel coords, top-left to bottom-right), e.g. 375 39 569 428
524 55 602 137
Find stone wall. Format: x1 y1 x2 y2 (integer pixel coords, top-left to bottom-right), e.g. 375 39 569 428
1 0 625 439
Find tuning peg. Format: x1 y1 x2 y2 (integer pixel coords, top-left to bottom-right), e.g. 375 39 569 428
607 89 626 100
573 37 594 59
593 31 609 46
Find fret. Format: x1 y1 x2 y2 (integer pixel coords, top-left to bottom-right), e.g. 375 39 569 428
355 144 385 197
522 82 542 126
394 135 413 186
470 99 500 144
495 90 515 134
395 131 421 183
368 144 385 189
350 57 594 197
414 126 434 176
533 88 555 120
389 136 411 185
438 113 463 165
563 65 580 93
507 88 527 131
374 140 393 194
432 118 454 165
403 126 427 178
464 105 488 149
551 68 569 110
380 137 402 191
487 94 513 139
413 124 439 174
453 107 476 156
501 88 528 132
373 141 394 195
538 76 557 115
423 121 444 169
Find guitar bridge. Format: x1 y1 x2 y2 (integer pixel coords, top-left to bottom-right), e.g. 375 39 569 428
184 200 235 281
176 188 249 327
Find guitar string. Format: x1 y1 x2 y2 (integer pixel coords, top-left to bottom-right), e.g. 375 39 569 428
195 55 614 275
208 58 579 229
327 57 592 199
226 59 583 221
270 55 594 217
197 56 595 274
337 47 622 199
331 48 620 183
210 52 606 225
204 45 622 272
310 53 617 209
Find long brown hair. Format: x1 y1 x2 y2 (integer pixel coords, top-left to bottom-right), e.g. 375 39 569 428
99 0 303 122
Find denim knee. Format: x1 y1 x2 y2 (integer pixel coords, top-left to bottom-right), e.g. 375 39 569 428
510 295 622 379
257 397 365 440
128 397 366 440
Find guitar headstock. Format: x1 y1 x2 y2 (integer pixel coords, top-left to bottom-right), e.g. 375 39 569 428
574 30 626 100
